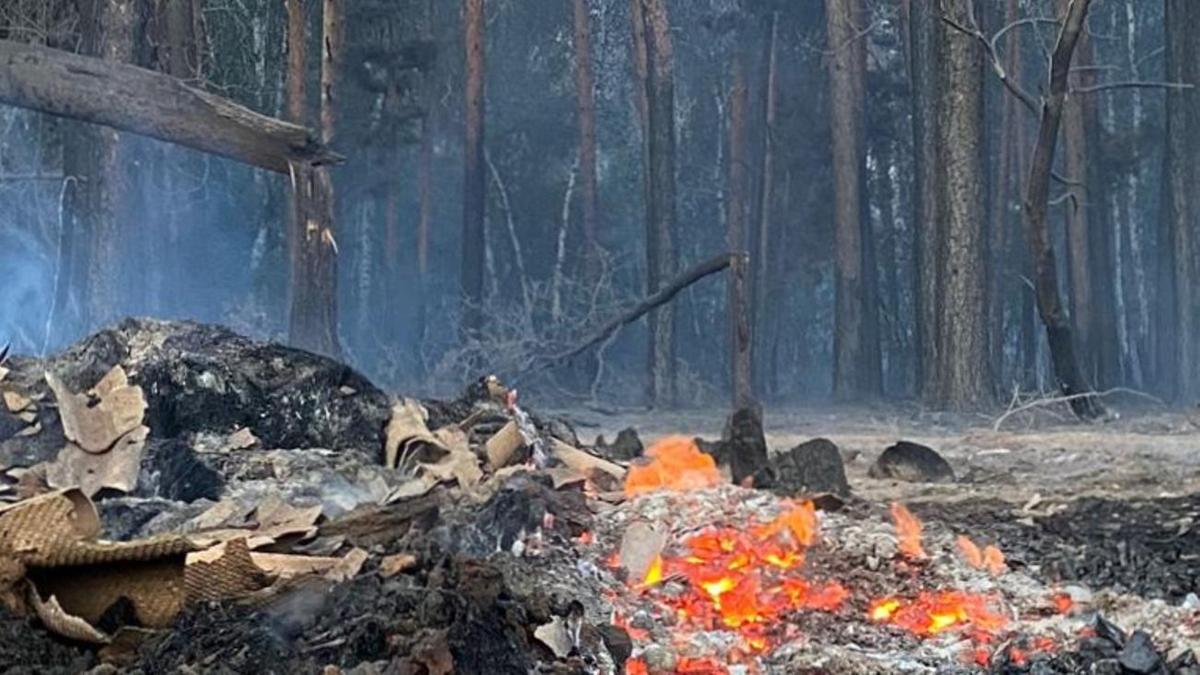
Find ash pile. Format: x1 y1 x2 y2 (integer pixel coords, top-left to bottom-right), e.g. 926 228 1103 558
0 319 1197 675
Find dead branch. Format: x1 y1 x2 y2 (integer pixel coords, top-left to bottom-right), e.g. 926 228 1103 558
993 387 1165 431
0 40 339 174
519 252 737 380
1073 80 1195 95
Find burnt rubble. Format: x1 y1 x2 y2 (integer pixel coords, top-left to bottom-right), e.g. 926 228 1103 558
0 320 1198 674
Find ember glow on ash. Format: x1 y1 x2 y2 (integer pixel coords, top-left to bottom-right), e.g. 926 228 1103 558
613 470 1064 670
624 437 723 497
629 500 847 654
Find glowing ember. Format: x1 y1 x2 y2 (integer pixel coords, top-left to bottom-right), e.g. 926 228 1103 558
624 436 723 496
868 591 1008 636
641 554 665 587
956 535 983 567
891 502 926 559
982 544 1006 576
624 504 847 654
1052 592 1075 614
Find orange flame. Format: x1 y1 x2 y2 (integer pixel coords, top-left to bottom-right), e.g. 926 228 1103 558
624 436 723 497
891 502 926 559
956 535 1006 576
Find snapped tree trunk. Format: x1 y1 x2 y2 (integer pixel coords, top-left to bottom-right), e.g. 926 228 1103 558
287 0 341 356
1162 0 1200 403
1022 0 1104 418
573 0 599 269
907 0 941 399
640 0 677 407
0 40 336 174
461 0 487 343
727 46 752 409
825 0 879 399
931 0 989 408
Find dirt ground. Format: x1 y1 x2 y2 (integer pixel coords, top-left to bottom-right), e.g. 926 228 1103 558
566 401 1200 505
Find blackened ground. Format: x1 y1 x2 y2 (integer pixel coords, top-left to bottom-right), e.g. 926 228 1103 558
913 495 1200 602
0 607 95 675
137 556 542 675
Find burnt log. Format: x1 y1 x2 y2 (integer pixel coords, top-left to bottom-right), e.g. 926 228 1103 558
0 39 340 174
772 438 851 497
868 441 955 484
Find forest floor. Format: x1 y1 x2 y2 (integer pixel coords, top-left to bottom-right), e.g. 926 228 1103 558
566 401 1200 506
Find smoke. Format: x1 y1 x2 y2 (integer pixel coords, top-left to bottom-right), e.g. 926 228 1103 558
0 225 55 355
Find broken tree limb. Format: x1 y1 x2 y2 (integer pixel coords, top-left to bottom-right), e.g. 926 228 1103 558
520 252 735 378
0 40 340 174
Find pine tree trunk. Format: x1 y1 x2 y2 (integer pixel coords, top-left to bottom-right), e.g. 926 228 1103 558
640 0 677 407
752 11 778 399
826 0 878 399
1061 4 1095 383
460 0 487 344
1162 0 1200 402
84 0 136 331
907 0 941 399
728 46 752 409
573 0 599 269
931 0 989 408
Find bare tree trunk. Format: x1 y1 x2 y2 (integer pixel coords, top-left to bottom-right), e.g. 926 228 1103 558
932 0 989 408
728 46 752 409
1022 0 1103 418
573 0 599 269
288 0 341 356
1061 2 1094 382
753 11 778 400
640 0 677 407
461 0 486 343
1162 0 1200 402
989 0 1019 389
84 0 135 331
907 0 941 398
826 0 878 399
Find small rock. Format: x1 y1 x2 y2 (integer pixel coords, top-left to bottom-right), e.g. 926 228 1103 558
868 441 955 483
1118 631 1164 674
642 644 676 673
594 427 643 461
771 438 851 497
1182 592 1200 610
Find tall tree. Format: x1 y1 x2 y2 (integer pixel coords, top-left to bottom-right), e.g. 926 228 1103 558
753 10 779 398
1021 0 1103 417
573 0 599 268
1161 0 1200 402
461 0 486 342
287 0 341 355
639 0 678 406
825 0 880 399
84 0 136 330
728 44 752 408
1061 3 1095 384
930 0 989 407
907 0 941 397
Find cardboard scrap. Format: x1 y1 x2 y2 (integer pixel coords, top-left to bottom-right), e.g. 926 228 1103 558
3 390 31 413
30 556 186 628
326 547 368 582
46 367 146 454
485 420 525 470
254 495 322 538
45 426 150 497
385 398 449 470
184 538 271 603
379 553 418 578
15 421 40 437
550 439 626 480
534 616 573 658
27 585 110 644
617 521 666 584
226 427 259 450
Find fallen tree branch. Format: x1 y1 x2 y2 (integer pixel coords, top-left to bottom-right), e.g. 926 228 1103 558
518 252 737 380
1073 80 1195 95
993 387 1164 431
0 40 340 174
